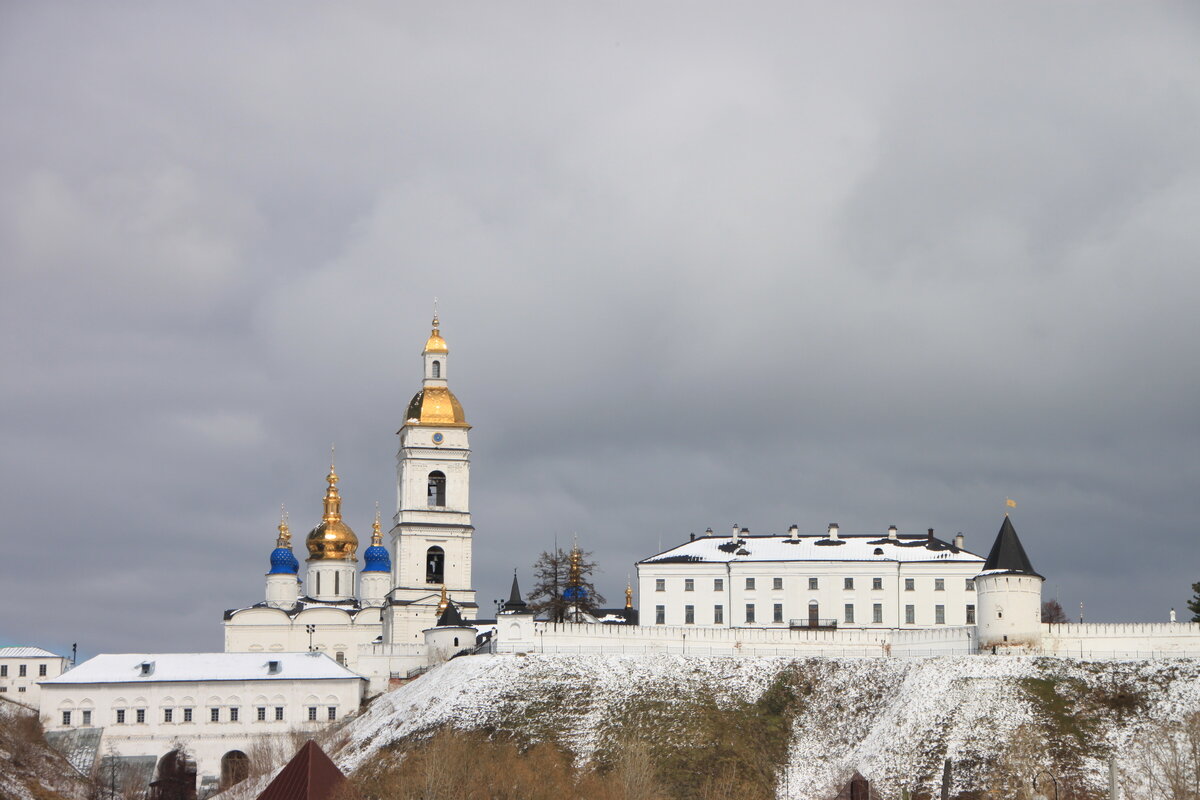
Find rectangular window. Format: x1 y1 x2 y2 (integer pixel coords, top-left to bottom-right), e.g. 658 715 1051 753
745 604 755 624
684 579 694 592
745 578 755 591
872 577 883 591
275 707 284 721
62 711 71 726
164 708 173 723
19 665 27 677
116 709 125 724
844 604 855 624
257 707 266 721
905 605 915 625
308 706 318 721
873 603 883 624
211 708 220 723
808 577 818 590
184 708 193 723
714 605 724 624
38 664 47 676
713 578 723 591
935 578 945 591
328 706 337 721
844 577 854 590
684 605 695 624
655 605 665 625
136 708 145 724
773 603 783 623
773 577 783 591
655 579 665 592
966 604 976 624
230 707 239 722
0 665 6 676
965 578 975 591
935 605 945 624
82 710 91 726
904 578 915 591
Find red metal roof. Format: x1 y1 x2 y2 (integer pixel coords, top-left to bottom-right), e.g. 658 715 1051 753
256 740 346 800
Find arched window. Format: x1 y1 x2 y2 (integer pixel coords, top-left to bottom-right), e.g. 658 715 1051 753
335 651 345 665
426 546 445 584
432 360 441 378
428 471 446 507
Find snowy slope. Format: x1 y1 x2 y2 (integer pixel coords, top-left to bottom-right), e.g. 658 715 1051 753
335 654 1200 799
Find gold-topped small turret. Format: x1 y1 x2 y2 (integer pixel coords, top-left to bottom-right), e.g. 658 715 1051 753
625 579 633 610
305 453 359 561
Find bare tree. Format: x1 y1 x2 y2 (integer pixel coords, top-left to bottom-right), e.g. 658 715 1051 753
1122 711 1200 800
1041 600 1069 623
529 545 606 622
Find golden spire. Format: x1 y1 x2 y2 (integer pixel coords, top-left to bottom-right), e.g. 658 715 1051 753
625 577 633 610
276 505 291 548
567 541 583 588
371 502 383 547
436 584 449 615
322 451 342 523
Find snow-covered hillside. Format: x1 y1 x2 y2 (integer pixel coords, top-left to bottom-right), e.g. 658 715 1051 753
336 654 1200 799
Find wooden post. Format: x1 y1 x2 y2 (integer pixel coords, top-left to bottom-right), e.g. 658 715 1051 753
1109 757 1119 800
941 758 951 800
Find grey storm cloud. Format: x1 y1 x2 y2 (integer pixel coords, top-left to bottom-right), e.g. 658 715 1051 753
2 2 1198 656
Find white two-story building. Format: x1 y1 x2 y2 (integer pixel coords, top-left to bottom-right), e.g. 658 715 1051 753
637 524 985 630
40 652 365 793
0 646 71 708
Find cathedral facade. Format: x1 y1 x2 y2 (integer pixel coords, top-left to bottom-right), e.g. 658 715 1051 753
223 315 476 688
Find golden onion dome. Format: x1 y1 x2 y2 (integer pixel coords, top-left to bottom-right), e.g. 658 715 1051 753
424 314 448 354
305 464 359 561
405 386 469 427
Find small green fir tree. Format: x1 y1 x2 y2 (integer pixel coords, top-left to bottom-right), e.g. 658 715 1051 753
1188 581 1200 623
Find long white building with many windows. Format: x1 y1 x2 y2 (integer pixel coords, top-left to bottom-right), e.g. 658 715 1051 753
637 523 985 631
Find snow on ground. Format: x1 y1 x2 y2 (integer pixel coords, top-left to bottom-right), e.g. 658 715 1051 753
334 654 1200 800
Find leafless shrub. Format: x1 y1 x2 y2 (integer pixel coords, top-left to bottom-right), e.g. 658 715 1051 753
1121 711 1200 800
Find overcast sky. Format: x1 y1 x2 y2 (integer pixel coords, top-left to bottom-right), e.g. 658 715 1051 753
3 3 1198 657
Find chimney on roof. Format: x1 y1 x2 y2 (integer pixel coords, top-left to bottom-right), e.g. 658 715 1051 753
887 525 898 540
689 532 695 542
705 527 713 537
787 524 799 541
731 524 739 540
827 523 839 540
741 527 749 535
927 528 935 540
954 532 964 549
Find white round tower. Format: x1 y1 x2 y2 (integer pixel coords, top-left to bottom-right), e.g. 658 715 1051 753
423 592 477 665
975 516 1044 651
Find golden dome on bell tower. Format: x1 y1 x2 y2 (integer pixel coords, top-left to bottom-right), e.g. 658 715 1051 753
423 312 448 354
305 460 359 561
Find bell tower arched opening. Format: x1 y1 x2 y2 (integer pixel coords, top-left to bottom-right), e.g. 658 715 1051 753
426 546 445 584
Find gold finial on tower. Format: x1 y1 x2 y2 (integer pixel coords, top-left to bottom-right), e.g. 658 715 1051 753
372 502 383 546
436 584 449 615
625 576 633 610
306 453 358 560
276 505 291 547
424 301 448 354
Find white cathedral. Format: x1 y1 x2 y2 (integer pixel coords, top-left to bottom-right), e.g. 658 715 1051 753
224 314 477 691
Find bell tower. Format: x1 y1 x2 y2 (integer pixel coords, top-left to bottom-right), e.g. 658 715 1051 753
383 312 476 643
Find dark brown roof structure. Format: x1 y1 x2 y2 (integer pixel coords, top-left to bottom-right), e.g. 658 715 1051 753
256 740 346 800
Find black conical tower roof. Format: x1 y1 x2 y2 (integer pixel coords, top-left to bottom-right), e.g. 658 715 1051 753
502 573 528 612
437 601 467 627
982 516 1041 578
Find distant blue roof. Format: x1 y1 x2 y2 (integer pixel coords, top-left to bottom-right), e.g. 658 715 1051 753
362 544 391 573
563 586 588 601
269 546 299 575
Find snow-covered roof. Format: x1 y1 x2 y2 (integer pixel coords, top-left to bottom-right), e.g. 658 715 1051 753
0 646 63 659
639 533 985 565
41 652 364 685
